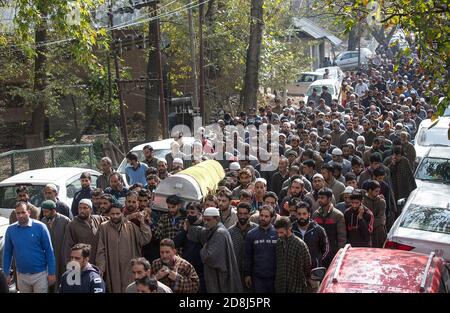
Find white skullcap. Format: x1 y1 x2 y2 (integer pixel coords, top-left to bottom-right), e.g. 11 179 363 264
313 173 324 180
203 207 220 217
229 162 241 171
255 178 267 186
173 158 183 165
357 136 365 142
157 158 167 164
79 199 92 209
45 183 58 192
343 186 354 194
332 148 343 156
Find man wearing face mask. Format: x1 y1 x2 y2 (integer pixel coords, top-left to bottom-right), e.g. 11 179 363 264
186 207 243 293
292 201 329 293
174 202 206 293
229 202 258 291
95 204 152 293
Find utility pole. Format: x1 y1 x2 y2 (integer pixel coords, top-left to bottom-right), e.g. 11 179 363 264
109 0 130 152
198 1 205 124
188 2 199 112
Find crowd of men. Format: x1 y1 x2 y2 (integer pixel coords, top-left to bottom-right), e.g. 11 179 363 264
1 48 443 293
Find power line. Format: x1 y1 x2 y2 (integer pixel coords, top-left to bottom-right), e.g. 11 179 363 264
0 0 209 53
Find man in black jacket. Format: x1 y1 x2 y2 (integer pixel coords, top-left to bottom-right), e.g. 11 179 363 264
59 243 105 293
344 190 374 247
70 172 94 217
292 201 330 292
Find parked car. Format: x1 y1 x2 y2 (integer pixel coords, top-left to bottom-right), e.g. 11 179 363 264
117 137 196 182
0 216 8 266
335 48 374 70
385 184 450 261
0 167 101 219
414 146 450 189
286 72 324 96
305 79 342 104
314 66 345 83
414 117 450 165
318 245 450 293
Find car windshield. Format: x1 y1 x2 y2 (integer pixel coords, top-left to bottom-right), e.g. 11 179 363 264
416 127 450 147
117 149 171 173
298 74 320 83
0 185 46 208
415 157 450 183
400 204 450 234
307 85 334 96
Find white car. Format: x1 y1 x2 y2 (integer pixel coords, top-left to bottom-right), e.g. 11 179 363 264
0 216 8 266
385 185 450 261
414 117 450 165
305 79 342 104
335 48 374 70
117 137 196 179
314 66 345 83
286 72 324 96
0 167 101 219
414 146 450 189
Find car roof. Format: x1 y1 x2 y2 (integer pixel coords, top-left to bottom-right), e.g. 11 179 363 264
315 66 341 73
321 247 440 293
300 71 323 76
130 137 197 152
309 79 340 86
418 117 450 129
0 167 100 186
425 146 450 159
407 186 450 209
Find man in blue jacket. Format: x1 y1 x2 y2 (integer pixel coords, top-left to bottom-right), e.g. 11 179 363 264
59 243 105 293
3 201 56 293
244 205 278 293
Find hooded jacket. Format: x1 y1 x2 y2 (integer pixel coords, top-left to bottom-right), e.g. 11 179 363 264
59 263 105 293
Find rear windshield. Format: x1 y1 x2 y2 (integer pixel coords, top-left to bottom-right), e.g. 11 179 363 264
415 157 450 183
400 204 450 234
0 185 46 208
416 127 450 147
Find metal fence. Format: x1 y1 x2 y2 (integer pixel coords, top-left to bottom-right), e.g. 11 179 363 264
0 144 97 181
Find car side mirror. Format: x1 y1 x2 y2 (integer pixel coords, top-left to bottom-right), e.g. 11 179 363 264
311 267 327 282
397 198 406 209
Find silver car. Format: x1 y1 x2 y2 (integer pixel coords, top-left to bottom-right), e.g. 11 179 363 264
385 185 450 261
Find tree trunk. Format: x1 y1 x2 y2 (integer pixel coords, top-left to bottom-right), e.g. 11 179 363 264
347 26 358 50
145 8 162 141
242 0 264 112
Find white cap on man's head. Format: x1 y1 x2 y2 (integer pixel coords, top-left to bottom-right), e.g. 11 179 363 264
332 148 343 156
45 183 58 192
229 162 241 171
343 186 354 194
173 158 183 165
357 136 365 143
79 199 93 209
203 207 220 217
255 178 267 186
312 173 324 180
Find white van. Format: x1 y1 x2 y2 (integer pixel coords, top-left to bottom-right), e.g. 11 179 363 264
335 48 374 70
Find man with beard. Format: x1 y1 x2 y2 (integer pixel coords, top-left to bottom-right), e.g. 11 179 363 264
151 239 199 293
9 186 40 224
362 181 387 248
251 178 267 213
359 153 391 188
3 201 55 293
335 186 354 214
321 164 345 202
232 168 253 199
318 139 332 163
244 205 278 293
328 148 351 175
145 174 160 192
40 200 71 291
126 258 172 293
157 159 171 180
95 204 152 292
361 119 376 146
362 137 383 167
400 131 416 170
280 179 312 216
186 207 243 292
154 195 185 243
274 216 311 293
339 120 359 148
98 193 114 217
388 146 417 204
330 119 344 148
344 190 374 247
270 157 290 196
62 199 108 264
97 157 115 191
59 243 105 293
174 202 206 292
312 188 346 267
250 192 281 224
217 188 238 229
229 202 258 292
123 191 141 226
43 184 71 219
305 174 336 212
104 173 128 207
70 172 94 217
143 145 158 168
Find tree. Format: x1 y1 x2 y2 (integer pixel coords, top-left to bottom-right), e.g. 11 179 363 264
242 0 264 112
